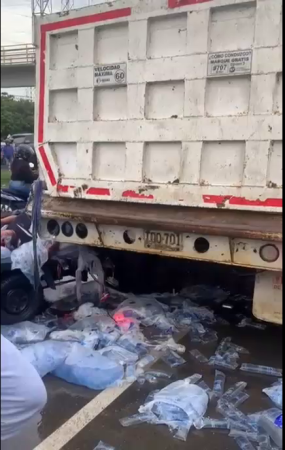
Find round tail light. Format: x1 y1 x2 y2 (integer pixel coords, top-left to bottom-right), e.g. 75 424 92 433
259 244 279 263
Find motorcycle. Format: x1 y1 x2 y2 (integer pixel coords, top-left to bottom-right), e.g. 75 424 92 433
1 188 28 215
1 162 36 216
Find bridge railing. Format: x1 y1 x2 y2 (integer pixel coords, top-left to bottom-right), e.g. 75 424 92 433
1 44 36 66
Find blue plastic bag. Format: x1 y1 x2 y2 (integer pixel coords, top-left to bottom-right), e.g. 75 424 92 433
53 343 124 390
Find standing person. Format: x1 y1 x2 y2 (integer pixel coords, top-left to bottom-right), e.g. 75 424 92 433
3 137 14 169
1 335 47 441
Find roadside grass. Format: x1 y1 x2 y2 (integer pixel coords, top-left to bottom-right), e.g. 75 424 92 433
1 168 10 187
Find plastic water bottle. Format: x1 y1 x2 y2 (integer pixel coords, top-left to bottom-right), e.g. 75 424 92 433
258 409 282 448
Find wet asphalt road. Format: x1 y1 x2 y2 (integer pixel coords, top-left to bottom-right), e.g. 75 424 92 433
3 322 282 450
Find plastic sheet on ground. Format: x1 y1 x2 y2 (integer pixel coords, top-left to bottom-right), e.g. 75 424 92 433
154 337 185 354
98 345 138 366
1 321 50 345
53 343 124 390
73 303 108 321
112 295 170 330
20 340 72 377
70 315 117 334
50 329 100 349
11 238 53 285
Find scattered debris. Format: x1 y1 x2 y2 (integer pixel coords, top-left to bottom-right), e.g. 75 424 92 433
1 321 49 345
190 349 208 363
0 280 281 446
262 379 282 408
212 370 226 398
93 441 116 450
240 364 282 377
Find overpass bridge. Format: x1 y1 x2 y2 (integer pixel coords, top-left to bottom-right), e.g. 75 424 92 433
1 44 36 88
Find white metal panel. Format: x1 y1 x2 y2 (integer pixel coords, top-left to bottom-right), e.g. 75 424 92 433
34 0 283 212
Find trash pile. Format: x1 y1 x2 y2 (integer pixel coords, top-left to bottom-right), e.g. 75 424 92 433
1 290 282 447
120 375 283 446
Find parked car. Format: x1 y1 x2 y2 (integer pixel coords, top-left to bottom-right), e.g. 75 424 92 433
12 133 34 147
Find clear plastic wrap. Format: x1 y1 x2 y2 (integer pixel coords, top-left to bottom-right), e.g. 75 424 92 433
240 364 282 377
262 381 282 408
190 349 208 363
21 340 72 377
2 321 50 345
98 345 138 366
161 350 186 368
212 370 226 398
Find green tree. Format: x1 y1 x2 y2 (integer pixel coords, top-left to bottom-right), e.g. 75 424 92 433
1 92 34 139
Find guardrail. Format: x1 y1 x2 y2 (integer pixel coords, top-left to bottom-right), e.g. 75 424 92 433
1 44 36 66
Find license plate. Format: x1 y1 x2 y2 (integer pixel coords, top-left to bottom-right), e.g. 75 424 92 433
144 230 182 251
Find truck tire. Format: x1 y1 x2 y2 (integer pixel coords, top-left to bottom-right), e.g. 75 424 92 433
1 272 45 325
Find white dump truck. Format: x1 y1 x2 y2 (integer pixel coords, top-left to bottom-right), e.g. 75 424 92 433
33 0 282 324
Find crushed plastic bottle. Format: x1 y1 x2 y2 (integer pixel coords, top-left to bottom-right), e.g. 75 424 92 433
144 370 172 380
237 318 267 330
229 429 260 442
93 441 116 450
199 328 218 344
185 373 202 384
53 343 124 390
222 381 247 401
234 436 257 450
212 370 226 397
154 337 185 354
230 391 250 408
120 412 157 427
208 356 238 370
190 349 208 363
240 364 282 377
2 322 50 345
137 354 155 368
217 401 253 431
194 417 229 430
227 342 249 355
125 364 137 382
198 380 214 399
162 350 186 368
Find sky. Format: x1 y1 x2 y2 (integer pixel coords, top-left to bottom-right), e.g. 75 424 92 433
1 0 105 97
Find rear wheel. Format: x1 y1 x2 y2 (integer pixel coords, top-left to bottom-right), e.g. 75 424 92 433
1 272 45 325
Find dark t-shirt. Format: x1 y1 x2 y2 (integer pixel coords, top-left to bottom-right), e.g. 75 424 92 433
10 158 38 184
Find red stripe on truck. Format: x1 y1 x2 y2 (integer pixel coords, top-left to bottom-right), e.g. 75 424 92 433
87 187 111 196
122 190 154 200
38 146 56 186
203 195 283 208
169 0 213 8
38 7 132 189
42 8 131 32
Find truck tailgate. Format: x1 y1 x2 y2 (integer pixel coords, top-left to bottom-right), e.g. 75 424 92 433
34 0 282 212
